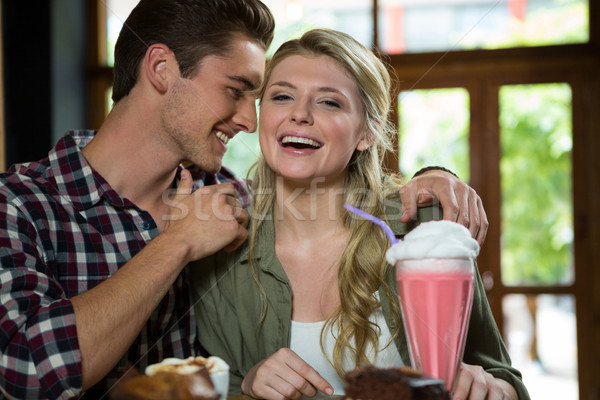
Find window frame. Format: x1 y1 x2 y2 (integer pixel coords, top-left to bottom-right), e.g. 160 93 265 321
87 0 113 130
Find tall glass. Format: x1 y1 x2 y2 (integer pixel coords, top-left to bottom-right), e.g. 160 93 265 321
395 257 475 392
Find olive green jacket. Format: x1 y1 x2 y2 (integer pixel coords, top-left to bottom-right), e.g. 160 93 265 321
190 201 529 399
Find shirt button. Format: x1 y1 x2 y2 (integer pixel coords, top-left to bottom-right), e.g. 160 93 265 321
142 221 152 230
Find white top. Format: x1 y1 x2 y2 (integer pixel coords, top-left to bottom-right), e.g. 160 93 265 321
290 292 403 396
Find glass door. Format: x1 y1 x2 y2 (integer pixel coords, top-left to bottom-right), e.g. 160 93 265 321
498 83 577 399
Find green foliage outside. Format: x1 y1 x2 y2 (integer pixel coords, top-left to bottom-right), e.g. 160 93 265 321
221 128 261 181
496 0 583 285
463 0 588 50
499 84 573 285
221 100 262 180
398 89 470 181
500 0 588 47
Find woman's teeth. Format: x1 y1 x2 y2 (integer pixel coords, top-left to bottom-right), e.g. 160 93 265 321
216 131 229 144
281 136 322 148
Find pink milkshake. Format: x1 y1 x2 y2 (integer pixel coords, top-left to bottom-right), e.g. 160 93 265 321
386 221 480 392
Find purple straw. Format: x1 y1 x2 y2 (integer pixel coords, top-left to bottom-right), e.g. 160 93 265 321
344 203 399 245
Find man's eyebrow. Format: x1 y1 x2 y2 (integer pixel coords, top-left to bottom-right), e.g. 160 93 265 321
228 75 258 91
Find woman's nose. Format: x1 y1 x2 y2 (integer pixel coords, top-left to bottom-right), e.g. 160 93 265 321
290 101 313 125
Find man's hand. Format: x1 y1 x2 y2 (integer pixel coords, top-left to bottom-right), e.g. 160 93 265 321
242 348 334 400
163 169 249 263
399 169 488 246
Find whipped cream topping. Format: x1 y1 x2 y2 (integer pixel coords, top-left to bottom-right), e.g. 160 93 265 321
386 220 480 265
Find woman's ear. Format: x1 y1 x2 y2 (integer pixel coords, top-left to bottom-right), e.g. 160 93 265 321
356 131 375 151
144 44 175 94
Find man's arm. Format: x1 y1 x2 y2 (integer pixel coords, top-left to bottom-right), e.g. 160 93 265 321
0 171 248 397
71 232 191 390
74 171 249 390
399 168 489 246
0 201 83 399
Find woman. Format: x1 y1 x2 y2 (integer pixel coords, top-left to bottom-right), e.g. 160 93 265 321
191 29 529 400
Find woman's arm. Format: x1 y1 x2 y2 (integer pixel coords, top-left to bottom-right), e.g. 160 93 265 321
454 363 519 400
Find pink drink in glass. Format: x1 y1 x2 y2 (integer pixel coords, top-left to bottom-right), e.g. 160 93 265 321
396 258 474 392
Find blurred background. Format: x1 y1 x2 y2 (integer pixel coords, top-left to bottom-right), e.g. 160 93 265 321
1 1 598 399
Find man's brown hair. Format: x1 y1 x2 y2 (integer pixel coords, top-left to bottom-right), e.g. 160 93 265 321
112 0 275 103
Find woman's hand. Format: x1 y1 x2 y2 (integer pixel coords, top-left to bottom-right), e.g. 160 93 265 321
399 169 488 246
241 348 333 400
452 363 518 400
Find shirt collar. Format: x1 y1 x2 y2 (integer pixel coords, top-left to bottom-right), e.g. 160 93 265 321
48 130 130 210
47 131 247 212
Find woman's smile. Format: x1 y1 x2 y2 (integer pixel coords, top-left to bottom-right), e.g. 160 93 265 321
278 133 323 156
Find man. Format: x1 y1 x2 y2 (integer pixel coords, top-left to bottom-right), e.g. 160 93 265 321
0 0 486 398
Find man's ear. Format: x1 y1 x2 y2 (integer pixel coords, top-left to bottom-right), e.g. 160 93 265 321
144 44 175 94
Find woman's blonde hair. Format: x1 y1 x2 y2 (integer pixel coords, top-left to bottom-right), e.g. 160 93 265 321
249 28 403 379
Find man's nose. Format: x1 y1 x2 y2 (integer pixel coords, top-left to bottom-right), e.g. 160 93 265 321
232 97 258 133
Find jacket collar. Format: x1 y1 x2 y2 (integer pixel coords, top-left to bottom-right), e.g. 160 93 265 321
239 198 417 282
239 207 290 284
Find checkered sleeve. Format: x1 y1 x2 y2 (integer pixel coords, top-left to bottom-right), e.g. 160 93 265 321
0 197 82 399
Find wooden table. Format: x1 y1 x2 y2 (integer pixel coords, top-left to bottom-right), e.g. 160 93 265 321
228 395 342 399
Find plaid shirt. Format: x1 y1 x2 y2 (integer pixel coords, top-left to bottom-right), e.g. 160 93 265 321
0 130 249 400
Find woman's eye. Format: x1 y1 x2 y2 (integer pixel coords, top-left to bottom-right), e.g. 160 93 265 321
272 94 292 101
321 99 341 108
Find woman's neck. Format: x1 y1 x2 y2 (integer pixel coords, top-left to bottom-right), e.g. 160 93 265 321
273 174 347 240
